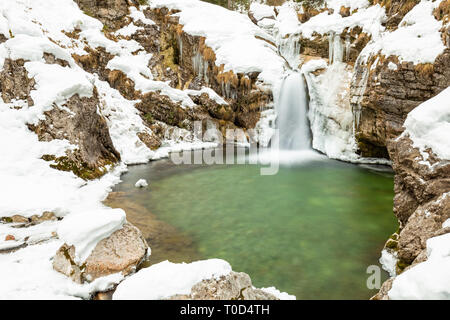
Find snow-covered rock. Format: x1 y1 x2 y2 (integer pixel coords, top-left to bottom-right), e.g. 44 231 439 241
135 179 149 188
113 259 294 300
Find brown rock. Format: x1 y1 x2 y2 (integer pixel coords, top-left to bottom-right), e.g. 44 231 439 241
30 89 121 178
74 0 138 29
167 271 279 300
352 49 450 158
10 215 30 224
371 278 393 300
0 59 35 106
30 212 58 224
53 223 149 283
5 235 15 241
376 132 450 297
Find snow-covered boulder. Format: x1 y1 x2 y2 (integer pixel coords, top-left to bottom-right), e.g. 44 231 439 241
112 259 295 300
53 222 149 283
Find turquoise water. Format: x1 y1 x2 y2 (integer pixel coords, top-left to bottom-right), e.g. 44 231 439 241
109 149 396 299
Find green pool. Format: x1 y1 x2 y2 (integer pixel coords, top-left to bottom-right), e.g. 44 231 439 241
107 148 396 299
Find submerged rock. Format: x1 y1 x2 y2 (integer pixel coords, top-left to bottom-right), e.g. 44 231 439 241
53 223 149 283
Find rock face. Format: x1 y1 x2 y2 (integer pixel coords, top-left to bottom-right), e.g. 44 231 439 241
74 0 137 29
0 55 120 180
373 134 450 299
32 91 121 177
145 7 271 129
53 223 149 283
386 135 450 272
352 50 450 158
0 59 35 106
167 272 278 300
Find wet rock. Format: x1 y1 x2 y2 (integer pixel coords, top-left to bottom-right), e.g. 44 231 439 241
167 272 278 300
53 223 149 283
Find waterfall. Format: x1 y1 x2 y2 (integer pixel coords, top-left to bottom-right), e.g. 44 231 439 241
275 72 311 150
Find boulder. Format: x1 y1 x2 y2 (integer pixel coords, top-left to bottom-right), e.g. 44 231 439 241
53 223 149 283
168 271 278 300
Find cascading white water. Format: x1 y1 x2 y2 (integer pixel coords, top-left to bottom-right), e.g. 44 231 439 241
275 72 311 150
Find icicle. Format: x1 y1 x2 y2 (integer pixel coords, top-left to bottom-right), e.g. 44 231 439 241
177 35 183 64
277 33 301 70
328 32 334 64
352 54 370 134
345 35 351 62
204 61 209 85
328 33 344 65
192 51 206 80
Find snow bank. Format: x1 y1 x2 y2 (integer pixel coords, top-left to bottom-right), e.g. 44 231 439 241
325 0 370 12
299 4 386 39
0 241 123 299
379 0 445 64
389 211 450 299
403 87 450 162
389 257 450 299
249 2 275 22
113 259 232 300
359 0 445 65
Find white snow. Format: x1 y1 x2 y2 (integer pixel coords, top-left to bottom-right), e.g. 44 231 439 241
135 179 148 188
299 4 386 40
387 62 398 71
112 259 232 300
443 219 450 229
0 0 225 299
260 286 296 300
389 196 450 299
389 229 450 299
379 249 397 278
389 256 450 299
325 0 370 12
359 0 445 65
129 6 155 25
249 2 275 22
403 87 450 162
57 208 126 263
0 240 123 299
